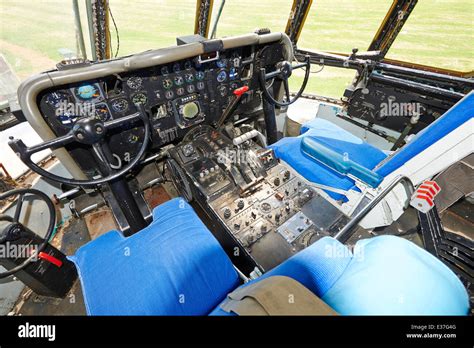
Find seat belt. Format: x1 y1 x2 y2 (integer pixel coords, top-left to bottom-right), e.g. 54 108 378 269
219 276 338 316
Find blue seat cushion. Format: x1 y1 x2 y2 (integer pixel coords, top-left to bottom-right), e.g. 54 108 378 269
210 236 353 315
322 236 469 315
269 118 387 200
212 235 469 315
70 198 239 315
376 91 474 177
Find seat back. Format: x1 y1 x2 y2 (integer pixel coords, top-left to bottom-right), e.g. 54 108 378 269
70 198 239 315
375 91 474 178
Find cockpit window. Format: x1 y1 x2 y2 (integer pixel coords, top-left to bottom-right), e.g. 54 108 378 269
0 0 197 80
210 0 292 38
107 0 195 55
0 0 77 80
297 0 393 54
293 0 392 98
386 0 474 72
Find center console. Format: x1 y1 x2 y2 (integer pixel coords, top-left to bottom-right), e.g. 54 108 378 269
170 127 351 272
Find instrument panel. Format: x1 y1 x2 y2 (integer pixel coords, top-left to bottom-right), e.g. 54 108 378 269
37 42 283 176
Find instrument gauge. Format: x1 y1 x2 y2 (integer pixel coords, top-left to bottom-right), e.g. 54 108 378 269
176 87 185 96
127 76 143 90
161 66 169 75
163 78 173 89
186 85 195 93
217 58 228 68
173 63 181 73
94 103 111 122
195 71 205 81
73 84 101 102
229 67 238 80
45 91 71 108
174 76 184 86
184 73 194 83
184 60 192 70
217 70 227 83
197 81 205 90
131 92 148 105
111 98 129 113
165 90 174 99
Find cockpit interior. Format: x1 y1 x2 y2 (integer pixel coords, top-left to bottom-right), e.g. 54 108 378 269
0 0 472 324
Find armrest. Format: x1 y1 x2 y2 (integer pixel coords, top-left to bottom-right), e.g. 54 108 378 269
301 137 383 188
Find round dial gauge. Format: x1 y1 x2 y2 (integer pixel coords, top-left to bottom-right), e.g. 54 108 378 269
184 73 194 83
111 98 129 113
182 102 199 119
131 92 148 105
127 76 143 90
45 91 71 108
217 70 227 83
186 85 195 93
174 76 184 86
163 79 173 89
217 58 227 68
161 66 169 75
173 63 181 73
94 103 110 121
176 87 185 96
197 81 205 90
184 60 192 70
195 71 205 81
74 84 101 101
165 90 174 99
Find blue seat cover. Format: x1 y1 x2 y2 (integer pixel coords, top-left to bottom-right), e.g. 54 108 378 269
70 198 239 315
375 91 474 177
210 236 351 315
322 236 469 315
269 118 387 200
212 236 469 315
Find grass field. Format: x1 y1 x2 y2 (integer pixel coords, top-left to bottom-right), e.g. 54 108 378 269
0 0 472 98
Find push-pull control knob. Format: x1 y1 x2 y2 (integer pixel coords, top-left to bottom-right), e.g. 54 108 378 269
223 208 232 219
273 177 281 186
283 170 291 181
237 200 245 210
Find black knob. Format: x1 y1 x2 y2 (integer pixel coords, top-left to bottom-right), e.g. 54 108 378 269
273 177 280 186
237 200 245 210
223 208 231 219
234 223 241 230
283 170 290 181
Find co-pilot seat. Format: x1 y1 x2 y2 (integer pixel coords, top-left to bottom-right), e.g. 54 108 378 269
71 198 469 315
270 91 474 201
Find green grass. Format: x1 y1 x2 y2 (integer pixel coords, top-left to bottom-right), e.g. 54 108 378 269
1 0 472 98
